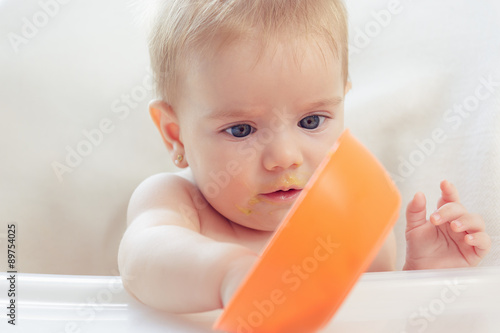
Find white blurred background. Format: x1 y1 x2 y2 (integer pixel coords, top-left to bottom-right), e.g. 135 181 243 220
1 0 499 276
0 0 173 275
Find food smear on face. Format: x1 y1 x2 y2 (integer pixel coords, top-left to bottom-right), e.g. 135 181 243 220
236 173 310 215
248 197 260 206
236 197 262 216
236 205 253 216
272 173 309 190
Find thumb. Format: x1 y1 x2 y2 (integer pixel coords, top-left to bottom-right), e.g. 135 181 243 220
406 192 427 231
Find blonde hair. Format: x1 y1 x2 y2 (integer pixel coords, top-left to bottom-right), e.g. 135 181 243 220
148 0 349 104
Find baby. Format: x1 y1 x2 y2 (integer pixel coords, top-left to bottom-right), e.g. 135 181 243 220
118 0 491 314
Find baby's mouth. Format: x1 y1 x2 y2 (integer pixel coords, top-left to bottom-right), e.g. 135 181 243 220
257 173 308 204
260 188 302 203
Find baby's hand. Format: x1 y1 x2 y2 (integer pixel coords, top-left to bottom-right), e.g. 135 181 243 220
220 255 258 306
403 180 491 270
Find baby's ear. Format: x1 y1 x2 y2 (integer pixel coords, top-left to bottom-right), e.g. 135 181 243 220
149 99 181 152
344 80 352 95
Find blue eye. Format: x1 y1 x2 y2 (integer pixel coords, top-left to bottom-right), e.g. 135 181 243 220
225 124 255 138
299 115 325 130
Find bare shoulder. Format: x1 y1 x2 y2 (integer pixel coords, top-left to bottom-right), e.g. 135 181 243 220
127 170 205 232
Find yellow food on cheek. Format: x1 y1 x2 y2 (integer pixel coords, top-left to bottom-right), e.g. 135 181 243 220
248 197 260 206
237 205 252 216
236 197 262 216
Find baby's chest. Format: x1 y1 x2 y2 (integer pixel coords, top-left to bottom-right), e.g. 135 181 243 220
198 209 271 254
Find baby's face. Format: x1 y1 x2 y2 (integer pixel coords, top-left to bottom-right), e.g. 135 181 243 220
176 38 346 231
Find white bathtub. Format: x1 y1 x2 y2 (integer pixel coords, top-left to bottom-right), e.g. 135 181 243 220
1 267 499 333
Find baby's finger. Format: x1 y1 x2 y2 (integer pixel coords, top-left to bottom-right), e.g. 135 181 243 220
437 180 461 208
465 232 491 258
449 213 485 233
430 201 467 226
406 192 427 231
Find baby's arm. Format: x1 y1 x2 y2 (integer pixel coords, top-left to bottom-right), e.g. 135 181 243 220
404 180 491 270
118 173 257 313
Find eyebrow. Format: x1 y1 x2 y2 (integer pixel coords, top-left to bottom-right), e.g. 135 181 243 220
206 96 344 121
206 108 260 121
301 96 344 111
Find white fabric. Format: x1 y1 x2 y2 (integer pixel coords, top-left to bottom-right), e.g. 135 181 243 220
0 0 172 274
344 0 500 268
0 0 499 274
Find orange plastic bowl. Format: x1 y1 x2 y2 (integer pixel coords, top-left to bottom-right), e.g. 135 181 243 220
213 129 401 333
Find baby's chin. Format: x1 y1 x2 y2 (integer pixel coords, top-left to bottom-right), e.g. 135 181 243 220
231 212 287 233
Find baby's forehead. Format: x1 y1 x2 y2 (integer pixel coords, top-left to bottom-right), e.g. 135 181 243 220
177 40 344 117
187 32 340 75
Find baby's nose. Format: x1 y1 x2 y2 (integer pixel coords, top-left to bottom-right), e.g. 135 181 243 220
262 131 303 171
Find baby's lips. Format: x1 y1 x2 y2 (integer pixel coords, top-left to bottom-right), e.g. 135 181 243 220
261 184 304 195
265 174 309 193
259 188 303 203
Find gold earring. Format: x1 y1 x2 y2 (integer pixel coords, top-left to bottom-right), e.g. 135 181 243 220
175 154 184 165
